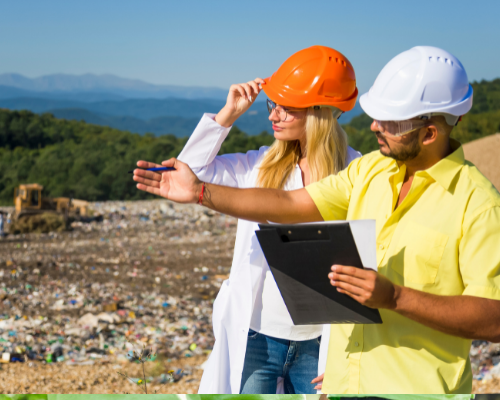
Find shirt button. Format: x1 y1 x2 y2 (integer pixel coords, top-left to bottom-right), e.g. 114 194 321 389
378 244 385 250
354 342 359 347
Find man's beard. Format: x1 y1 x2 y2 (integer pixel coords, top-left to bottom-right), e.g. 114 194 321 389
377 131 422 161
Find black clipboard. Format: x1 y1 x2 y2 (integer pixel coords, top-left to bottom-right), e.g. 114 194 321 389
255 222 382 324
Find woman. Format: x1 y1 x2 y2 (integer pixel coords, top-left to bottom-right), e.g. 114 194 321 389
134 45 360 394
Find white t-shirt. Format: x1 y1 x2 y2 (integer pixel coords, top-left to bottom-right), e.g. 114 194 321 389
249 164 327 340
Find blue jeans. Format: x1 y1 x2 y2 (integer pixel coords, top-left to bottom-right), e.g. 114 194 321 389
240 329 320 394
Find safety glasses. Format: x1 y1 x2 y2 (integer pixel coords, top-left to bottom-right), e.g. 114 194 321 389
374 119 429 137
266 99 306 122
267 99 342 122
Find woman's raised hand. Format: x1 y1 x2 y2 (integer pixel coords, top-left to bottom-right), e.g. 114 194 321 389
133 159 202 204
215 78 266 127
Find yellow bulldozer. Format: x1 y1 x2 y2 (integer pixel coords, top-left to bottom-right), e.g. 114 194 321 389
10 183 93 234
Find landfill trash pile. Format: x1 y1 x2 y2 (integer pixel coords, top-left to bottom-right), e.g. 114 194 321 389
471 340 500 393
0 199 499 393
0 200 236 393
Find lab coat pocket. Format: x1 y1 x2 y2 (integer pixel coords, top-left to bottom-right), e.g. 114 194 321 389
394 221 448 285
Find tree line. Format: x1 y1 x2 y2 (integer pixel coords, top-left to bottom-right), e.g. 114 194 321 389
1 78 499 205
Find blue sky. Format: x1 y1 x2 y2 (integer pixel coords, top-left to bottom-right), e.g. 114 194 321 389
1 0 499 94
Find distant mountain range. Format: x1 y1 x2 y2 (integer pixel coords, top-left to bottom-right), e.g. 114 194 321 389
0 73 229 100
0 94 226 119
0 73 364 136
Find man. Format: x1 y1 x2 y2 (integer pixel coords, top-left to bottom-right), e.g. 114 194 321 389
133 46 500 394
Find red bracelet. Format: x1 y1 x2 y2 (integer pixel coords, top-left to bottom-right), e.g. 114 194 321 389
198 182 205 205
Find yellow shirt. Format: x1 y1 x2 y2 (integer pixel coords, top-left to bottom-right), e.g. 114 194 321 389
305 139 500 394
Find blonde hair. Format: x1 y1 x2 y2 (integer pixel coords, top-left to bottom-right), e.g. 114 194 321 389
257 108 348 189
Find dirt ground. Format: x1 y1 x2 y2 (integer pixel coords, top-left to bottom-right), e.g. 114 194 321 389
463 133 500 191
474 378 500 394
0 354 208 394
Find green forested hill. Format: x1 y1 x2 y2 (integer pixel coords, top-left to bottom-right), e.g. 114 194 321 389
346 78 500 154
1 78 499 205
0 109 274 205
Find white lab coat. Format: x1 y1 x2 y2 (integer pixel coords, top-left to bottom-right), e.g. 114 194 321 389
177 114 361 394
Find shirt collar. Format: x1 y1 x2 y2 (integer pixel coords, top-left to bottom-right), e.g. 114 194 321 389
423 138 464 191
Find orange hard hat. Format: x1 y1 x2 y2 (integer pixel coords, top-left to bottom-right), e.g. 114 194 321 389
262 45 358 111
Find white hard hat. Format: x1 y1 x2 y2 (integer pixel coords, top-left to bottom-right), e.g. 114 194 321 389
360 46 473 124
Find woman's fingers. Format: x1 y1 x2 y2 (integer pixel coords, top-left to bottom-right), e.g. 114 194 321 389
228 79 264 104
230 84 247 99
311 373 324 383
247 80 261 97
241 83 254 101
133 174 161 188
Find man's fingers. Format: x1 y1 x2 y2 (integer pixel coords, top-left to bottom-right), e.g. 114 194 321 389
136 160 162 169
332 264 370 279
136 183 161 197
330 280 365 296
161 158 177 168
133 169 162 181
133 175 160 188
328 271 366 288
336 287 364 303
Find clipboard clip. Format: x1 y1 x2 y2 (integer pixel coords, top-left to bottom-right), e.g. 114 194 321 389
277 226 331 243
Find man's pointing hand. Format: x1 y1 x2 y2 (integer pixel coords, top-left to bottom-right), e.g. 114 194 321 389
133 158 202 204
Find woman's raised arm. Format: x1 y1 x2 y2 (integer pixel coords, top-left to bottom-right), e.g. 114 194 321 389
172 78 267 188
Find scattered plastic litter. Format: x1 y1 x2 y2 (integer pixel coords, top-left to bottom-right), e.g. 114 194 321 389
471 340 500 385
0 200 234 393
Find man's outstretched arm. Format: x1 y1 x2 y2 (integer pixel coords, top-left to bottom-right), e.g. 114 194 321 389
133 158 323 223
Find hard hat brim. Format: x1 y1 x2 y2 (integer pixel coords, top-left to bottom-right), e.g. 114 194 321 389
359 92 397 121
360 85 473 121
262 77 358 112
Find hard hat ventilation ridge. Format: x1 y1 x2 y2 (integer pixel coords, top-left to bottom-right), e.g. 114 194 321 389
428 56 453 66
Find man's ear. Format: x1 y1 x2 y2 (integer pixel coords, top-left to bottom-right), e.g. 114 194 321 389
421 124 439 146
